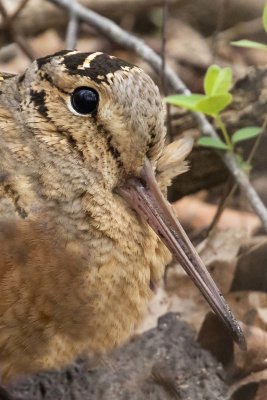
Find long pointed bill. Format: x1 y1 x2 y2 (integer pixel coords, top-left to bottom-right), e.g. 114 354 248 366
118 158 246 350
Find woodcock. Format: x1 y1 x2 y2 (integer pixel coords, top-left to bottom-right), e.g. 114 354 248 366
0 50 245 383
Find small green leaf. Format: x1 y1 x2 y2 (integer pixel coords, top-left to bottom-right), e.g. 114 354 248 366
204 65 232 96
197 137 230 150
263 3 267 33
231 126 262 144
165 92 232 116
164 94 204 111
196 93 232 116
231 40 267 50
204 65 220 96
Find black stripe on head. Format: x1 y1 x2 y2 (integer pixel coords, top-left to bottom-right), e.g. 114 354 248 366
30 89 48 117
62 52 94 72
4 184 28 219
63 53 134 84
65 134 85 161
97 124 123 169
18 73 25 83
106 135 123 168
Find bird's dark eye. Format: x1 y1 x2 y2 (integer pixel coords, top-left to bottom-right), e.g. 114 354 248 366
70 87 99 115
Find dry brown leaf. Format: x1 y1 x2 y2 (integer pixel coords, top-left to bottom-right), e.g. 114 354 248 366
234 322 267 376
198 312 234 366
227 291 267 331
167 19 213 68
30 29 64 59
254 381 267 400
198 316 267 397
231 237 267 293
173 196 260 234
139 228 242 334
229 370 267 399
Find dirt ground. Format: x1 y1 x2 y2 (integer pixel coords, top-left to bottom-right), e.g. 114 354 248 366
9 313 227 400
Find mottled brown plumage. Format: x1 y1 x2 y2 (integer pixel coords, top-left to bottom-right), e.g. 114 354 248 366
0 51 245 384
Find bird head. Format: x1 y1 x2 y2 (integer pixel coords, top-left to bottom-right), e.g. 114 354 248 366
20 50 165 188
18 50 245 350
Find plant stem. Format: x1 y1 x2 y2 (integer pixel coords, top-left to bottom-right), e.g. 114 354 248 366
215 114 233 149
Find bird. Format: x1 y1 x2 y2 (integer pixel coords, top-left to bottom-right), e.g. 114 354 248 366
0 50 245 387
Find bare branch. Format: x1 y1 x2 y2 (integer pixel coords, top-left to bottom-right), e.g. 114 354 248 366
0 0 8 19
65 0 79 49
160 0 167 95
213 17 263 44
0 0 180 49
49 0 267 233
160 0 173 140
14 34 34 61
0 0 34 60
10 0 31 21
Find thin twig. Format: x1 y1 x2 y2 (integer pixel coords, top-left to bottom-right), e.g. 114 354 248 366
65 0 79 49
0 0 8 19
10 0 30 21
206 178 236 236
160 0 167 94
49 0 267 233
0 0 34 61
14 35 34 61
212 17 263 44
206 116 267 236
210 0 227 62
246 116 267 164
160 0 173 141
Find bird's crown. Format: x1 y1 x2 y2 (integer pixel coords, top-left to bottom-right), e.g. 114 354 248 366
11 50 166 187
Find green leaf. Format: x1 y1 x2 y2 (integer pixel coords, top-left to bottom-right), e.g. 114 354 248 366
231 126 262 144
263 3 267 33
204 65 232 96
204 65 220 96
164 94 204 111
165 92 232 116
231 40 267 50
196 93 232 116
197 137 230 150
